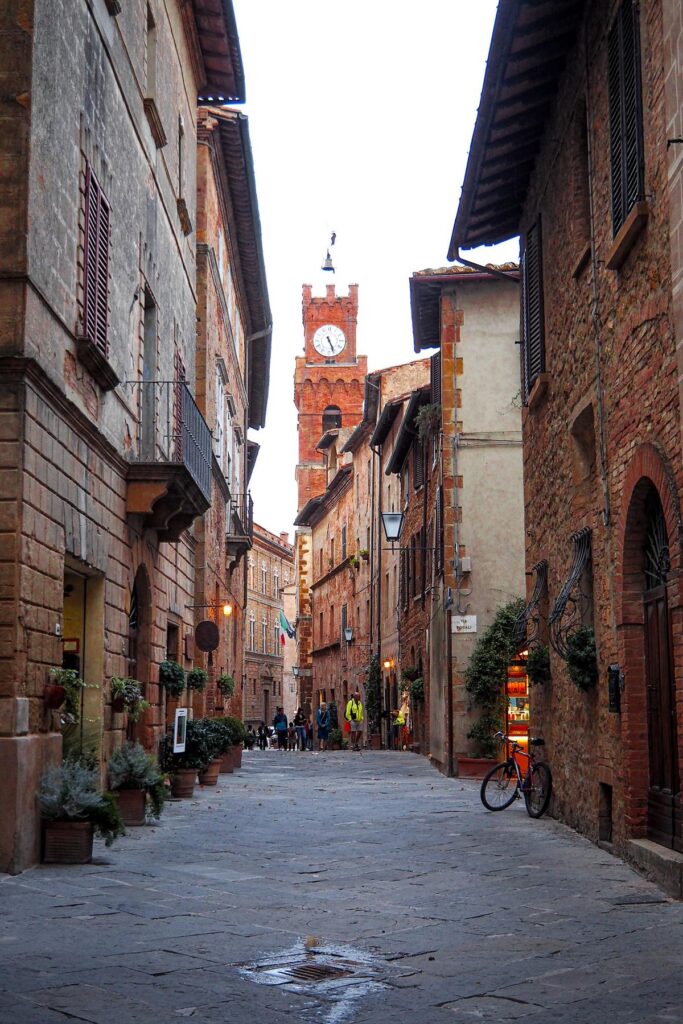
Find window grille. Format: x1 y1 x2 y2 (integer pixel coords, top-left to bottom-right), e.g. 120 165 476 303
512 560 548 652
608 0 644 235
548 529 592 659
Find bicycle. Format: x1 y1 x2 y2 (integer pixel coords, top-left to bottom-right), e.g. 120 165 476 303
480 732 552 818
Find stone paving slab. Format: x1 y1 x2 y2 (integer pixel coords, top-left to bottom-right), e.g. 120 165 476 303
2 751 683 1022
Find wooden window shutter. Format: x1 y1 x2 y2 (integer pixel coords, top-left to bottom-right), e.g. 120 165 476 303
83 164 111 357
430 352 441 405
522 220 545 399
413 436 424 489
435 487 443 575
608 0 644 235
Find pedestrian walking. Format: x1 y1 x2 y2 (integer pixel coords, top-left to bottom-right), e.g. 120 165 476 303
315 701 330 751
257 721 268 751
245 726 256 750
287 720 297 751
294 707 306 751
345 689 364 752
273 707 288 750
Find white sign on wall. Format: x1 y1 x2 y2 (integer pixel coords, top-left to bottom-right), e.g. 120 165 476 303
451 615 478 634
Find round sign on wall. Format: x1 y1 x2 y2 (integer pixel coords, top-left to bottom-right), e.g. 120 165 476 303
195 620 220 652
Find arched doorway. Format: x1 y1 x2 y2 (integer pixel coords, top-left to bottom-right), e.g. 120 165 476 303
642 489 680 848
129 566 152 745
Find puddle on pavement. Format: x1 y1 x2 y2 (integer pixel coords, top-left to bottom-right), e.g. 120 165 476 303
239 938 388 1022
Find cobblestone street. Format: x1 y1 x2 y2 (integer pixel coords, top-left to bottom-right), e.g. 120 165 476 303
2 752 682 1024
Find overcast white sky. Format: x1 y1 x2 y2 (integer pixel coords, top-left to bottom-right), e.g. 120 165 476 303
233 0 517 538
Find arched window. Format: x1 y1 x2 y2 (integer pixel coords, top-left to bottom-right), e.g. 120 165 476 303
248 610 255 652
322 405 342 432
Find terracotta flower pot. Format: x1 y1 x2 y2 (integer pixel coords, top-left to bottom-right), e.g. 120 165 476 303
170 768 196 798
230 745 242 770
198 757 222 786
44 683 66 710
111 695 126 713
43 820 94 863
219 750 234 774
115 788 146 826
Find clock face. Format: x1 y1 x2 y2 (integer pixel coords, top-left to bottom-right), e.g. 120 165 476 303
313 324 346 356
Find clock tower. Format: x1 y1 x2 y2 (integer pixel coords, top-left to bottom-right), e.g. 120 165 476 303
294 282 368 513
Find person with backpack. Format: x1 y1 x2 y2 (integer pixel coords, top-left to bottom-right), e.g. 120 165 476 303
345 689 364 752
294 706 306 751
273 707 288 751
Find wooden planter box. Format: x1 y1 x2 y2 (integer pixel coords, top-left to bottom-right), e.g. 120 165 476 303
170 768 196 798
457 757 497 779
198 758 222 786
43 820 94 863
115 788 146 826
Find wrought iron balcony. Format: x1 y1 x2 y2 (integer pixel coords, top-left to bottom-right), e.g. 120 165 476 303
125 380 212 542
227 492 253 564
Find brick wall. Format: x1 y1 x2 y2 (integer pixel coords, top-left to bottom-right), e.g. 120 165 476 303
518 0 683 849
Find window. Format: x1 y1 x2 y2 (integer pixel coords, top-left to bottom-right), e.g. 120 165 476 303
261 616 267 654
521 219 545 399
322 405 342 432
341 526 347 561
330 537 335 566
413 436 424 489
608 0 644 236
273 566 280 598
319 548 323 576
319 610 323 645
261 563 267 594
82 164 111 357
341 604 347 637
330 605 335 639
248 556 254 590
249 611 255 652
215 370 225 465
274 624 280 655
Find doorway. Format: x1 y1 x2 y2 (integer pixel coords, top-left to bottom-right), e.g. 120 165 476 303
642 492 681 850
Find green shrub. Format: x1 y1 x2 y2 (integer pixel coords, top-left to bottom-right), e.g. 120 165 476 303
197 718 232 757
159 660 185 698
49 668 85 725
328 727 343 747
410 677 424 703
158 718 212 773
464 597 525 758
213 715 246 747
111 677 149 722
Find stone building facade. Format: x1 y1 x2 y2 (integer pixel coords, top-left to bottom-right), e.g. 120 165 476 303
451 0 683 883
192 104 270 722
0 0 269 874
244 525 294 728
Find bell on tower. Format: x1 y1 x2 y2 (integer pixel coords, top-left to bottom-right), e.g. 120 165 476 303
320 231 336 273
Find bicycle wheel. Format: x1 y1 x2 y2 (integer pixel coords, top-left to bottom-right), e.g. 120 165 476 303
524 761 552 818
480 761 518 811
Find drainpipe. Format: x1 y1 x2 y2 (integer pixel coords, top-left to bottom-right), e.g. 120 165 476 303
450 248 519 284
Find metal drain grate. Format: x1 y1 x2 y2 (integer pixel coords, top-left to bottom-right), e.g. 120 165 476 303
287 962 353 983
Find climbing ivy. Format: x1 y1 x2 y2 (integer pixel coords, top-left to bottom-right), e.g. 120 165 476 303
464 597 525 759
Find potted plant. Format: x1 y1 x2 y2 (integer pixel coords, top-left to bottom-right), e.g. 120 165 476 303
217 673 236 701
359 548 369 562
111 677 149 721
187 667 208 692
39 759 125 863
159 660 185 699
195 718 231 785
158 718 212 797
350 555 360 570
108 742 165 825
45 668 85 722
328 727 343 750
214 716 246 770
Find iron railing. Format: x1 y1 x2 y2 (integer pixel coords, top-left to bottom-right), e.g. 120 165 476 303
125 380 212 504
228 493 254 543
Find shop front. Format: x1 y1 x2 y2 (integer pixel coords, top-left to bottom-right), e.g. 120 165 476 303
506 657 529 756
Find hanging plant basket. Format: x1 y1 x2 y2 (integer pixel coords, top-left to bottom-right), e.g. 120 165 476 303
187 668 208 692
45 683 66 710
159 660 185 698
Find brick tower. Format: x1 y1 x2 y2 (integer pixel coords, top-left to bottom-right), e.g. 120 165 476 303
294 283 368 513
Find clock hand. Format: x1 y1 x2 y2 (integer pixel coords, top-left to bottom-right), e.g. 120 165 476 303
327 337 334 353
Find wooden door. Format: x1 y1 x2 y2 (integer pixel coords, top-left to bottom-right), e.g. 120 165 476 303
644 584 682 851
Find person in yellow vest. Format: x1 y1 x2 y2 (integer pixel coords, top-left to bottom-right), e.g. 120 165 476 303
345 689 364 752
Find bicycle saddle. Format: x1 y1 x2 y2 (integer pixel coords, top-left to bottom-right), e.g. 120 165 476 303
530 737 545 746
